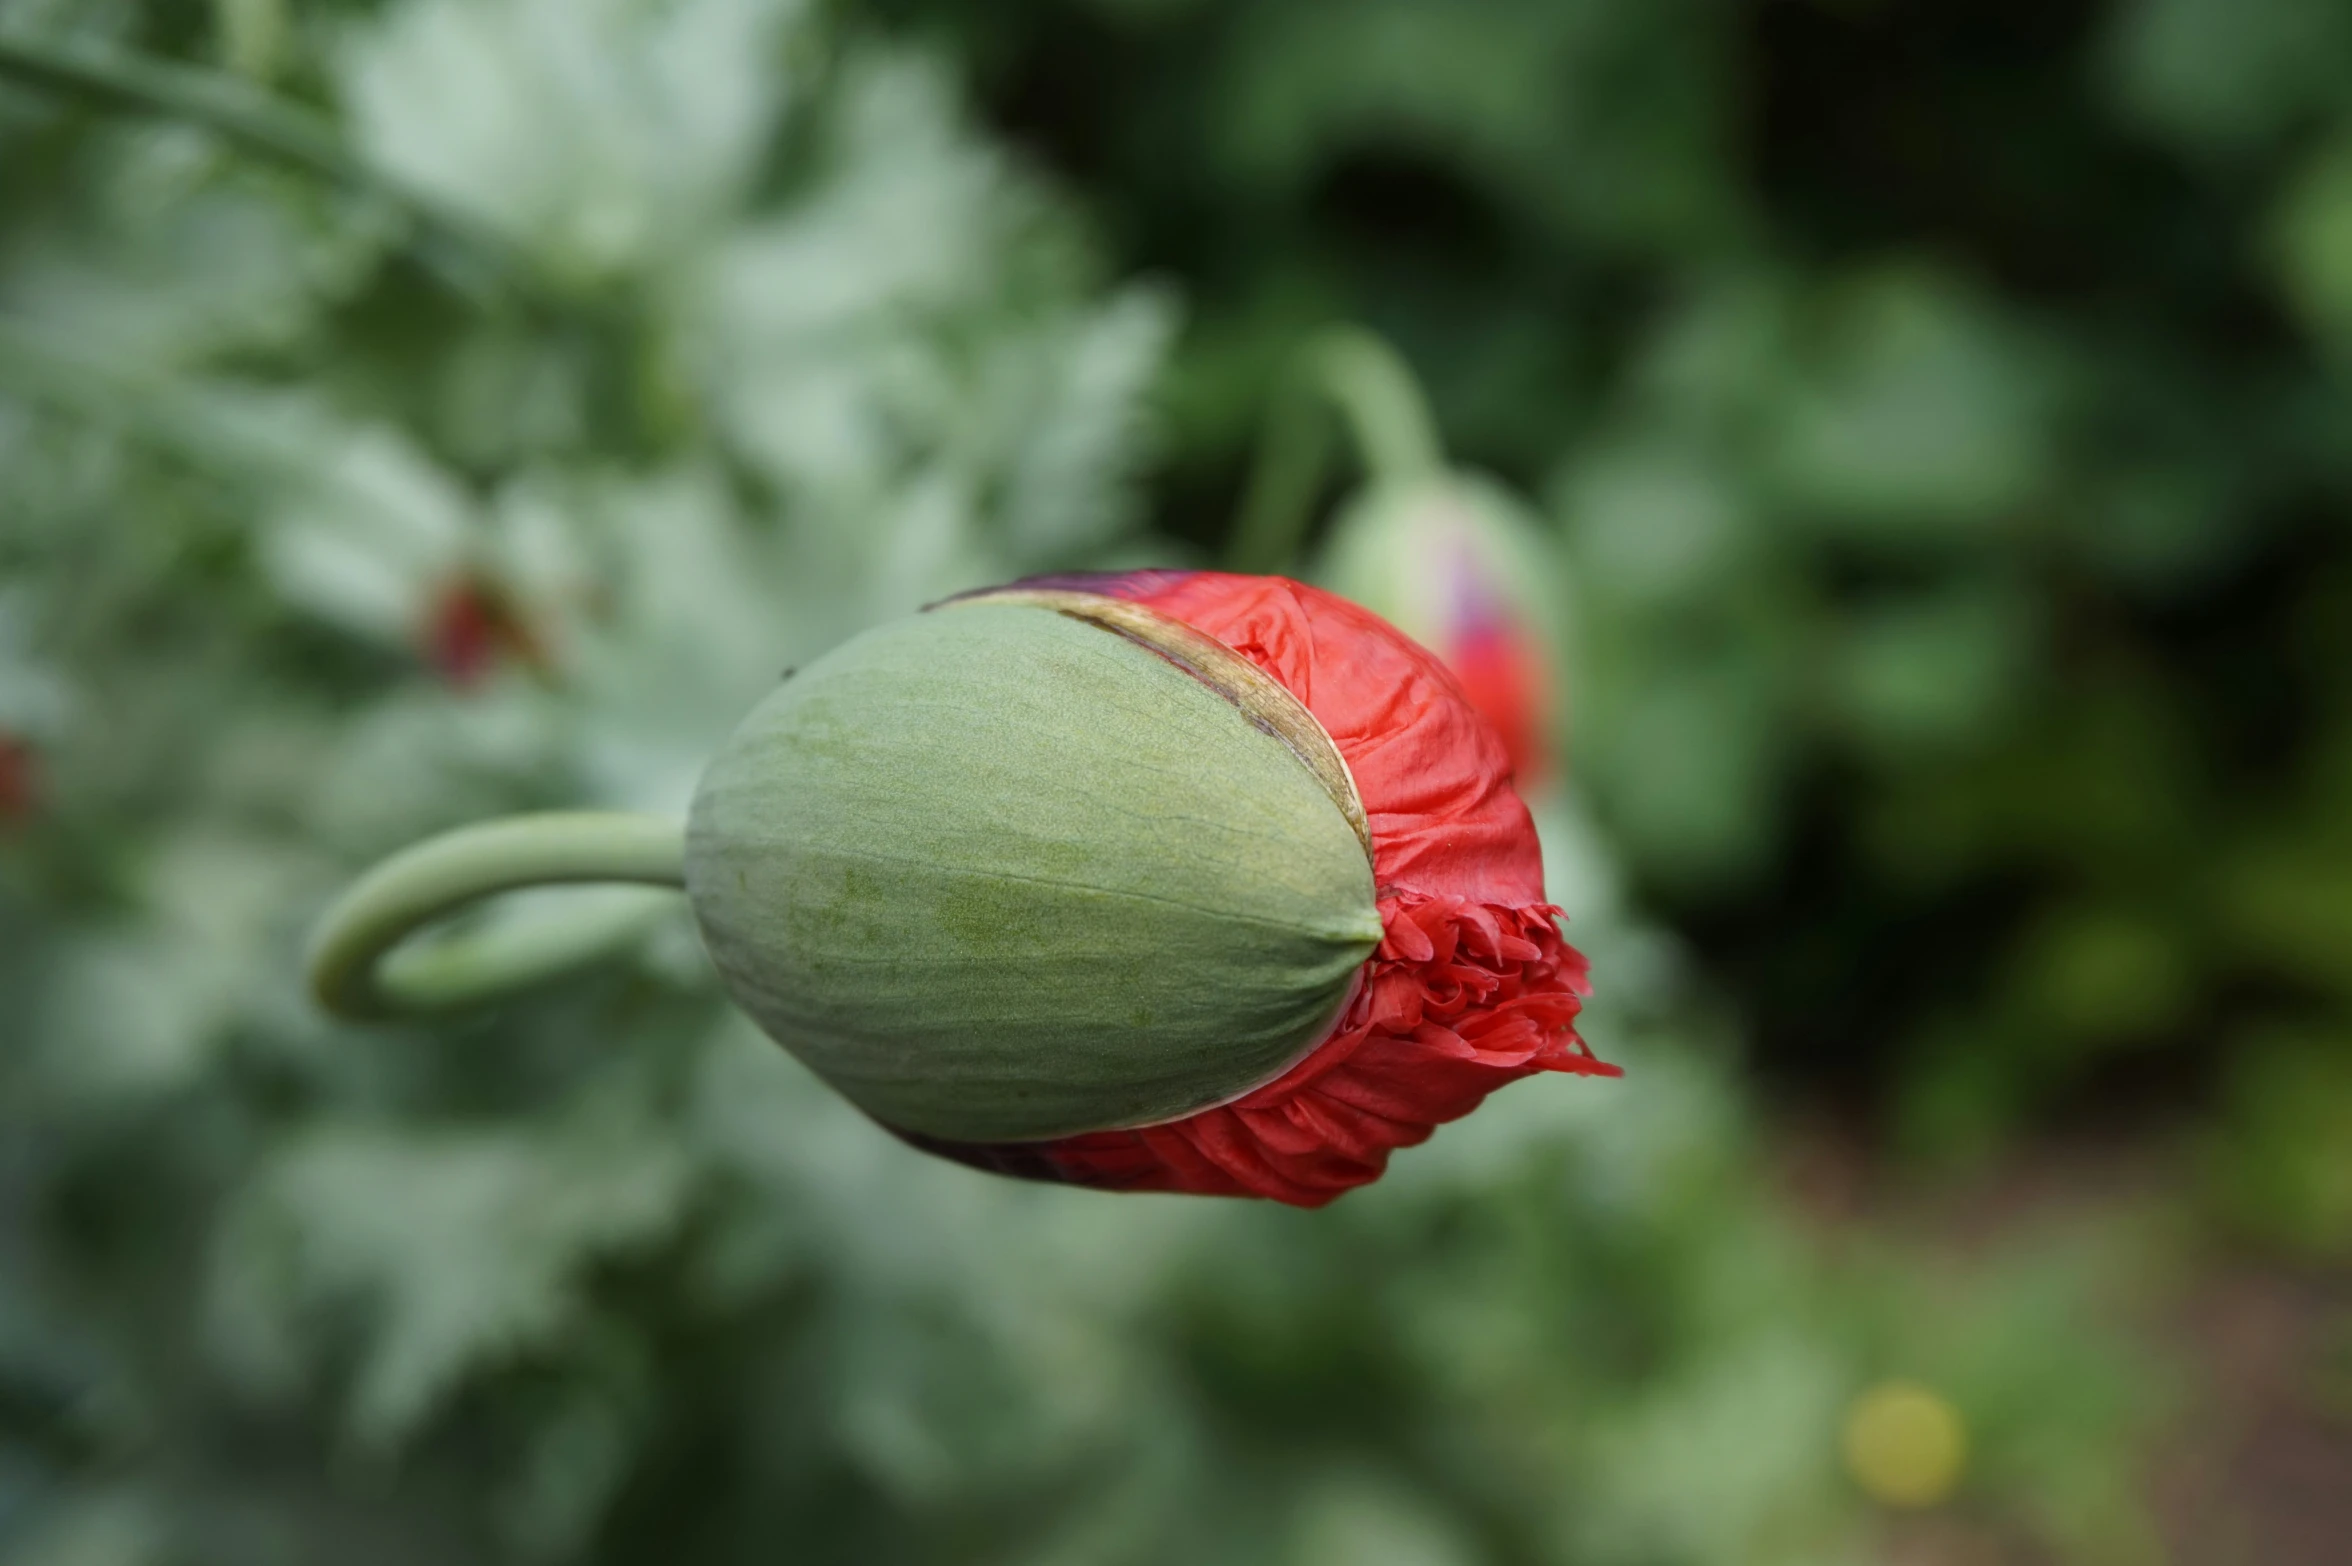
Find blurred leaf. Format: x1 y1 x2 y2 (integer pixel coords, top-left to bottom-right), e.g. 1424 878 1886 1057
210 1113 691 1449
2271 135 2352 349
2106 0 2352 156
1830 576 2037 761
338 0 797 284
1771 267 2055 537
2204 1027 2352 1258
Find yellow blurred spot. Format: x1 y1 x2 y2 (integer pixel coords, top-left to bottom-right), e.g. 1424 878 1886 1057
1841 1380 1967 1508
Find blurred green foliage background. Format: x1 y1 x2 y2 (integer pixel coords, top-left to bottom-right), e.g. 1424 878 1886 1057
0 0 2346 1562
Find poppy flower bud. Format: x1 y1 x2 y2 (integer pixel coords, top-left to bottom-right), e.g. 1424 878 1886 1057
691 572 1612 1205
1316 475 1568 786
310 571 1613 1206
1233 328 1567 790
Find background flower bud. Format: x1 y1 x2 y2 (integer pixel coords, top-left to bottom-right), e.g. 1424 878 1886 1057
685 595 1385 1144
1316 473 1571 786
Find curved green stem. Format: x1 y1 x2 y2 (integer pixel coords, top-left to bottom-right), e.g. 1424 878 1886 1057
307 812 687 1021
0 29 552 312
1311 328 1444 490
1225 326 1446 576
1226 360 1334 575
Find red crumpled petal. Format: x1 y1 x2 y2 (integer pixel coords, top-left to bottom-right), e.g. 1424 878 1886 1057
902 572 1614 1206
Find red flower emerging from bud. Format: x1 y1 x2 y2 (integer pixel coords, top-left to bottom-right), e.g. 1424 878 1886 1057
896 571 1611 1206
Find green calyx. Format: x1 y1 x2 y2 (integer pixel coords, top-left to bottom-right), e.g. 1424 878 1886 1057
685 598 1384 1143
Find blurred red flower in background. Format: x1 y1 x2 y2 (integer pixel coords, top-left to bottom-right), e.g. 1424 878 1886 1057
0 733 39 828
1431 564 1553 788
424 576 547 688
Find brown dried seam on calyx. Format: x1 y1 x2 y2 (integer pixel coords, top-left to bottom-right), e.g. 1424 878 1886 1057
943 587 1375 866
